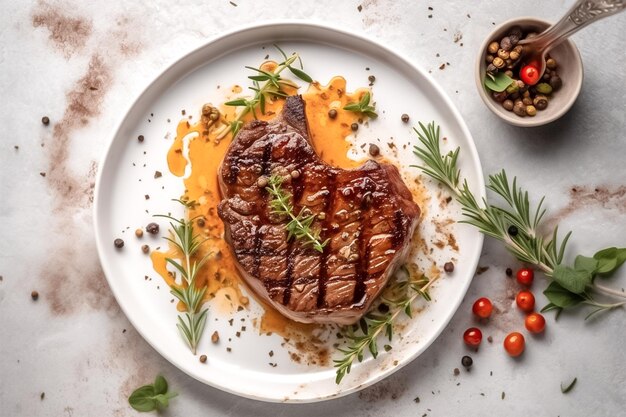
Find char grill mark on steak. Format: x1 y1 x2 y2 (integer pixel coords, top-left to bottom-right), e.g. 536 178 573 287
316 172 336 308
217 96 421 324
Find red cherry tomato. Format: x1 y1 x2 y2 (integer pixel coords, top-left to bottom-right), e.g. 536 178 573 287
472 297 494 319
516 290 535 312
519 64 540 86
504 332 525 357
463 327 483 347
516 268 534 286
525 313 546 333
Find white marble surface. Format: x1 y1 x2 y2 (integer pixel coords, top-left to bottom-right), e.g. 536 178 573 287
1 1 625 416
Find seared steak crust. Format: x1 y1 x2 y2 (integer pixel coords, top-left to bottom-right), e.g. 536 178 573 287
218 96 420 324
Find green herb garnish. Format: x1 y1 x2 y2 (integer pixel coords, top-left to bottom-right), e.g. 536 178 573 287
334 271 437 384
155 199 212 354
265 174 328 253
561 377 577 394
343 91 378 119
217 45 312 139
128 375 178 412
412 121 626 319
484 72 514 92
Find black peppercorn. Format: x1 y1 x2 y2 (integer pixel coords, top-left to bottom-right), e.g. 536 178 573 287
508 225 518 236
350 123 358 131
197 218 206 227
401 113 410 123
41 116 50 126
138 135 144 142
461 355 473 368
506 267 513 277
114 238 124 248
328 109 338 119
368 144 380 157
444 262 455 273
31 290 39 301
146 223 159 234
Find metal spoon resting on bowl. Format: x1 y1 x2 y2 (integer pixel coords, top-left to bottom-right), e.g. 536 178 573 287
519 0 625 79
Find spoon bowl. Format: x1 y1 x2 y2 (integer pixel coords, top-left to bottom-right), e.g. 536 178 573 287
475 17 584 127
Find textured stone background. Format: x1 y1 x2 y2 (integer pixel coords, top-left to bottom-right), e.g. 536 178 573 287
1 1 625 416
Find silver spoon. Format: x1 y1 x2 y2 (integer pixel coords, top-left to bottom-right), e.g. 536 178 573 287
519 0 625 78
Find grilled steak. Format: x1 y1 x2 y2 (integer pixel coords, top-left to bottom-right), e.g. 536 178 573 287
218 96 420 324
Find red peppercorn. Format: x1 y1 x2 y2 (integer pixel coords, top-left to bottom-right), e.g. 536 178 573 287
472 297 493 319
463 327 483 347
520 64 541 86
516 268 534 286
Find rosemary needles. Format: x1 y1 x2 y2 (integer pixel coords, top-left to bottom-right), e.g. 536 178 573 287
155 199 212 355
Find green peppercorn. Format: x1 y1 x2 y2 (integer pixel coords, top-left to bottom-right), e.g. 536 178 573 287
503 100 514 111
526 105 537 117
549 75 562 91
488 41 499 54
492 57 505 69
509 50 520 61
497 49 509 60
533 95 548 110
546 58 557 69
506 82 519 94
536 83 553 95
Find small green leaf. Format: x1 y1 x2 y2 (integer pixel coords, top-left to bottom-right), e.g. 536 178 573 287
224 99 248 106
343 103 361 112
543 281 585 308
552 265 593 294
484 72 514 92
359 91 371 107
574 255 598 275
289 66 312 83
593 247 626 276
153 375 167 395
129 385 157 412
561 377 577 394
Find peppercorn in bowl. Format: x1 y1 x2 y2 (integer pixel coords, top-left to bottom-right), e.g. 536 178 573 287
475 17 583 127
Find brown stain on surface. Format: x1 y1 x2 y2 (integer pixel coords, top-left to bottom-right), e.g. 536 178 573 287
32 1 93 58
545 185 626 229
32 1 145 316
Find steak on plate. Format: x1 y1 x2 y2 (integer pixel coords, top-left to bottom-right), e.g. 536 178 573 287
217 95 420 324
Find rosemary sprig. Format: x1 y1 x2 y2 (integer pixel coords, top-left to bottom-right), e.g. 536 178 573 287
265 174 328 252
412 121 626 319
154 199 212 354
216 45 312 139
334 271 437 384
343 91 378 119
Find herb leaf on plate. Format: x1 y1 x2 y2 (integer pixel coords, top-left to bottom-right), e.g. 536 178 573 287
343 91 378 119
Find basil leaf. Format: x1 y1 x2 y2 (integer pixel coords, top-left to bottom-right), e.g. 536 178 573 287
484 72 514 92
594 247 626 276
153 375 167 395
128 386 157 412
552 265 593 294
574 255 598 274
543 281 585 308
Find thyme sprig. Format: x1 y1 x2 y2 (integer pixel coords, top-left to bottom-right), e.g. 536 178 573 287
334 271 437 384
412 121 626 319
217 45 312 139
265 174 328 253
155 199 212 354
343 91 378 119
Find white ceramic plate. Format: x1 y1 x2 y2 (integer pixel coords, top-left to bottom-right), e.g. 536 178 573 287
94 21 484 403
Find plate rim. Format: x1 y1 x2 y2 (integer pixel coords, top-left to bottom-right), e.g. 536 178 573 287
93 19 485 403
